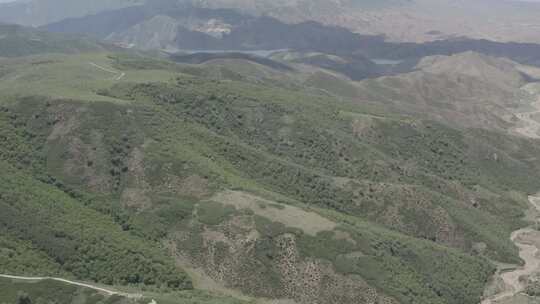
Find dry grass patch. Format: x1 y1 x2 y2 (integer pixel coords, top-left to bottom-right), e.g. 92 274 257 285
210 190 336 236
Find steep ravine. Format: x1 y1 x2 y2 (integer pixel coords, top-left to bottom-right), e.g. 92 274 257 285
481 196 540 304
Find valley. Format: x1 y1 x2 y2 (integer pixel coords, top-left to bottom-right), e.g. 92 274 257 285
481 197 540 304
476 83 540 304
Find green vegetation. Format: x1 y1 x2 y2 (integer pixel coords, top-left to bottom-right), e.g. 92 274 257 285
1 50 539 304
0 24 104 57
99 76 537 260
298 220 494 304
0 277 250 304
0 236 64 277
0 278 129 304
197 201 237 226
0 161 191 290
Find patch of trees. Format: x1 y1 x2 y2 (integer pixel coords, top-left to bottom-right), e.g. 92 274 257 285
0 162 192 291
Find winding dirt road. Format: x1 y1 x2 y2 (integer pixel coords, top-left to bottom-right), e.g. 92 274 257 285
89 62 126 81
0 274 145 300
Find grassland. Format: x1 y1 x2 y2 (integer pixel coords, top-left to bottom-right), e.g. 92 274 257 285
0 53 178 102
0 277 130 304
0 277 249 304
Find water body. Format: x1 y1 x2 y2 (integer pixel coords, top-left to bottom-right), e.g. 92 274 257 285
371 58 404 65
176 49 289 58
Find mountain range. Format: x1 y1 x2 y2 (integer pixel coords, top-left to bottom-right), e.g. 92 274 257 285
35 2 540 71
3 0 540 43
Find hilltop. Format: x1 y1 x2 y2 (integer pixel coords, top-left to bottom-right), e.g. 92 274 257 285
354 52 533 131
0 0 143 27
0 23 106 57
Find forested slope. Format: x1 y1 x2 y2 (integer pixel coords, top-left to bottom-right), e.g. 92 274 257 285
0 43 539 303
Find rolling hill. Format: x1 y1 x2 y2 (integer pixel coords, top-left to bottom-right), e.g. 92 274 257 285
0 23 106 57
355 52 533 131
0 0 143 27
1 44 540 304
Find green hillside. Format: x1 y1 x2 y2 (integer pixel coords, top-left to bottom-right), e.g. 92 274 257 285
0 24 105 57
0 277 248 304
0 49 539 304
0 278 132 304
0 0 143 27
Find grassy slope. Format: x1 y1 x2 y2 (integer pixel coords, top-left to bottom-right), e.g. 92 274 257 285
0 277 130 304
0 277 247 304
0 53 177 102
0 51 539 304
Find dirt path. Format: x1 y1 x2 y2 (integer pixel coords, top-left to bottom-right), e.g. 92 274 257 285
89 62 126 80
0 274 147 300
481 195 540 304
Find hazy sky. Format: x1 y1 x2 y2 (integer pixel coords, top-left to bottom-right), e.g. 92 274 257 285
10 0 522 1
1 0 540 3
